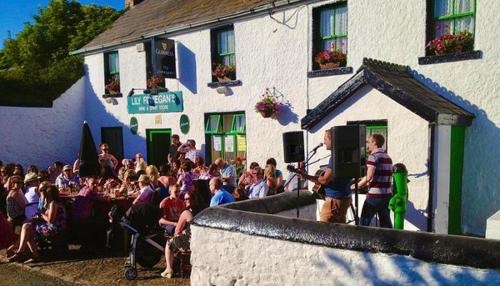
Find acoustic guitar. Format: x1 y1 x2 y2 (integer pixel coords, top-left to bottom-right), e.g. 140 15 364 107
286 165 326 199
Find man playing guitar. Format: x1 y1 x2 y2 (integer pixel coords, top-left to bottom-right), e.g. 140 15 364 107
298 129 352 224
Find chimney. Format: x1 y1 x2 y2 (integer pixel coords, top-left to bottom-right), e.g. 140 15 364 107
125 0 145 9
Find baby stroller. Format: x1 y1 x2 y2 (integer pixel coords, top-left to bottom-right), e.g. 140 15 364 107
120 202 165 280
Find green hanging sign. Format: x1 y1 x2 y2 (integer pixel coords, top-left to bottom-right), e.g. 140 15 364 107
130 117 138 134
127 91 183 114
180 114 190 134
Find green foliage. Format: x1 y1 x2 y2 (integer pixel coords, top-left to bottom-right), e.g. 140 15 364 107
0 0 122 106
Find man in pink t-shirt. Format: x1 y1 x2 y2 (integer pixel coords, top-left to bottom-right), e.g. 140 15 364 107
159 184 185 235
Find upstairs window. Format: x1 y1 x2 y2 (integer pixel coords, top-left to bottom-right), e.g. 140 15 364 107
426 0 475 56
211 26 236 81
312 2 348 70
104 51 120 94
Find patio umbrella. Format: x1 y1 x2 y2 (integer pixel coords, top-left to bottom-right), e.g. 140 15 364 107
78 121 99 177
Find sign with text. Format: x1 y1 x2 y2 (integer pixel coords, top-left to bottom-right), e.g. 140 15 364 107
127 91 183 114
153 37 176 79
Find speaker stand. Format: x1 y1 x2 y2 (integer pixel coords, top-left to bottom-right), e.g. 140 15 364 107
354 178 360 225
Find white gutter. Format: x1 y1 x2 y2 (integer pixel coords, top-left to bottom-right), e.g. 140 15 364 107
70 0 325 55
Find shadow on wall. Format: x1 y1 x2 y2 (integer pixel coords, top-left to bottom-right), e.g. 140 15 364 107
410 69 500 235
178 42 197 94
277 101 299 126
83 64 147 160
322 250 500 285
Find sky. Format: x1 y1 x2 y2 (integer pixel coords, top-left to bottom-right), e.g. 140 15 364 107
0 0 124 49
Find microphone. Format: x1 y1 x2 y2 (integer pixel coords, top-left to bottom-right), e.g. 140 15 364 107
311 143 323 152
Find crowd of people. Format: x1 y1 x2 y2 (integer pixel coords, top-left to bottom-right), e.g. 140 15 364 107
0 134 308 278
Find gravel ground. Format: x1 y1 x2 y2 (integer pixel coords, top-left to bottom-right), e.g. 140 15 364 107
0 249 190 286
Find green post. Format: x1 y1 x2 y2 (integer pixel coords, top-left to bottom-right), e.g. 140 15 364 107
389 163 409 230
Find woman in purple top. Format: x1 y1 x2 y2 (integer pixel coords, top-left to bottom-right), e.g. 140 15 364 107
177 161 195 200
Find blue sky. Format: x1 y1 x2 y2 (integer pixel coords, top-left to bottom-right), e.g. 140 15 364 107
0 0 124 49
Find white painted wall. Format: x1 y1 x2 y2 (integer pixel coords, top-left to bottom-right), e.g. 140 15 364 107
0 0 496 235
190 226 500 286
0 78 85 168
307 86 430 231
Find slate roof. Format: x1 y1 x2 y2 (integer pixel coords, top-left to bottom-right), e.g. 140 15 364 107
301 58 475 130
74 0 297 54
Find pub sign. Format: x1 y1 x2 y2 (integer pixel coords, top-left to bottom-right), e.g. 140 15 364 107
153 37 176 79
128 91 183 114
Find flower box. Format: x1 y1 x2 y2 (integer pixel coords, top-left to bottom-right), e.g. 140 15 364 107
426 30 474 56
217 76 232 83
319 62 340 70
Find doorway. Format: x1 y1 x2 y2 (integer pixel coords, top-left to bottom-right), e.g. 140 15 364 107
146 129 171 167
101 127 124 160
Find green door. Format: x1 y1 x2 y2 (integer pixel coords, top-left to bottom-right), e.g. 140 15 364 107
146 129 171 167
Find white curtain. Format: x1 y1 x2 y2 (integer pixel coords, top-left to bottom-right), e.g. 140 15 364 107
435 0 453 17
455 0 473 13
335 6 348 36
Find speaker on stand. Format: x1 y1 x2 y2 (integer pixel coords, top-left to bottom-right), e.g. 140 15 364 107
282 131 305 218
331 125 366 225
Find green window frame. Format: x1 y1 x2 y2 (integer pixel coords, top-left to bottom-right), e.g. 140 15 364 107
205 114 221 134
215 27 236 66
433 0 475 37
231 114 246 134
312 2 348 70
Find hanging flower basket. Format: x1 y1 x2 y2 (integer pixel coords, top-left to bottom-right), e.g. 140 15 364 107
259 110 274 118
255 88 285 119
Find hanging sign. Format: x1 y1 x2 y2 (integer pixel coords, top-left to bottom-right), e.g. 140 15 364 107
153 37 176 79
180 114 190 134
130 117 138 134
127 91 183 114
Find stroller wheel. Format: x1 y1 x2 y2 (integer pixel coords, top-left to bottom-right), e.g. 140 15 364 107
124 267 137 280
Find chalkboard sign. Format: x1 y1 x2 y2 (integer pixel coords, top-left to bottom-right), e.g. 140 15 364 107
154 37 176 79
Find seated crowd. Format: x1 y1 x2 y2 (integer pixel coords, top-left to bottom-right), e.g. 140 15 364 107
0 136 306 278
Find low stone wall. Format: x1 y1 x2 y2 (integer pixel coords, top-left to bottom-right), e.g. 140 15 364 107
191 191 500 286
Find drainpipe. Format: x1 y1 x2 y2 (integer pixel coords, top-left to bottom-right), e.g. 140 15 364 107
427 123 436 232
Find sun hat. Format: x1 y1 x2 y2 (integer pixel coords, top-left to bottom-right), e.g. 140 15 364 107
63 165 72 171
24 172 39 184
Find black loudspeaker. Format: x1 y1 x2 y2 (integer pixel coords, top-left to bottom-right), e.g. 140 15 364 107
331 125 366 178
283 131 305 163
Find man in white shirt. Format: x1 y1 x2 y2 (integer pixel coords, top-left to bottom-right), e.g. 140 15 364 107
248 167 268 199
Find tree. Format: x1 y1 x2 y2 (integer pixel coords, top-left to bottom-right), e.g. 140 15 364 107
0 0 123 106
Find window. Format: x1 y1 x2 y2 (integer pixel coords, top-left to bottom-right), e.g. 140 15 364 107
211 26 236 81
433 0 475 37
426 0 476 55
312 2 348 70
347 120 388 154
104 51 120 94
205 112 246 163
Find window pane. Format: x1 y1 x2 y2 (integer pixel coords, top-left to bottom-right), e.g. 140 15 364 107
320 9 334 38
435 0 453 17
231 114 246 133
322 39 335 51
218 31 228 54
227 30 235 53
455 0 473 13
335 6 348 35
108 53 119 74
206 115 221 133
455 16 474 33
435 19 453 36
335 37 347 53
223 114 234 133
